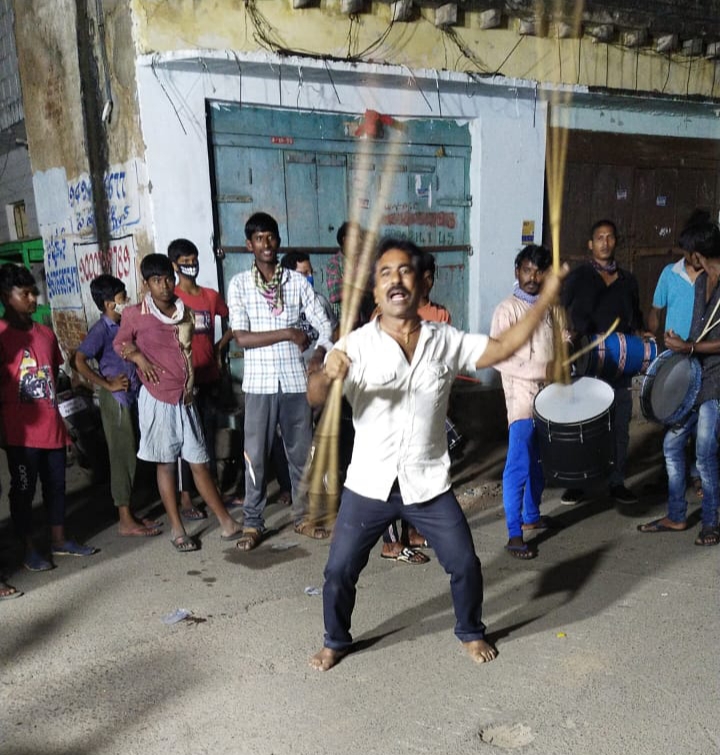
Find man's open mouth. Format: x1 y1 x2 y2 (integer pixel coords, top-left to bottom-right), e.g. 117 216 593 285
388 287 409 302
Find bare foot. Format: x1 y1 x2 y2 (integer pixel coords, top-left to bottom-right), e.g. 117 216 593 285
462 639 497 664
309 647 347 671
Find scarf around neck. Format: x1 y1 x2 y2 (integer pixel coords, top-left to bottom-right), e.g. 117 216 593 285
513 281 539 306
591 258 618 274
252 262 284 316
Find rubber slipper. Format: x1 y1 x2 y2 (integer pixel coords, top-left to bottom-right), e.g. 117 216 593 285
181 506 207 521
522 515 557 531
504 543 537 560
381 546 430 564
0 582 23 601
236 528 263 551
171 534 198 552
140 518 162 528
120 525 161 537
694 526 720 546
220 529 244 542
637 518 688 533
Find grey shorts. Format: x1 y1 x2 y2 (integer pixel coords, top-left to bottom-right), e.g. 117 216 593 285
137 387 209 465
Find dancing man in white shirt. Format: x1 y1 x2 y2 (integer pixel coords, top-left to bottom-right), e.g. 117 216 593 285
307 238 567 671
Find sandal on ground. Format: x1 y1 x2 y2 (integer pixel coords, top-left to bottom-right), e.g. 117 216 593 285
171 534 198 552
504 542 537 560
236 528 263 551
294 521 330 540
120 525 162 537
522 515 557 531
52 540 98 557
0 580 23 600
407 527 429 548
180 505 207 521
220 529 244 542
23 550 54 572
637 518 688 533
381 546 430 564
694 526 720 546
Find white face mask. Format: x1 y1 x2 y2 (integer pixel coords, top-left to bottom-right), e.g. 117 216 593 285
179 264 199 278
114 301 128 315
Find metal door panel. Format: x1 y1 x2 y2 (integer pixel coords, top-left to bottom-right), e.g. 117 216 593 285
284 152 319 247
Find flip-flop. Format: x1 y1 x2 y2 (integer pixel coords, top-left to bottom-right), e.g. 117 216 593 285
171 534 198 552
504 543 537 560
381 546 430 564
637 518 688 533
140 518 162 528
181 506 207 521
522 515 557 531
119 525 162 537
0 582 23 601
694 526 720 546
220 529 244 542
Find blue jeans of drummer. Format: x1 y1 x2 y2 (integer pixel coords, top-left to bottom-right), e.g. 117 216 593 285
503 419 544 539
664 399 720 529
321 485 487 651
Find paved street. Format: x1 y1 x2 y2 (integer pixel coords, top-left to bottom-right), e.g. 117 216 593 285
1 420 718 755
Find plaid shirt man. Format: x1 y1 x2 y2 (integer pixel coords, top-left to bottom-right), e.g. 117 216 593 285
228 267 333 394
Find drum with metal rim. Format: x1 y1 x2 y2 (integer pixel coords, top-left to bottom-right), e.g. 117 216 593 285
533 376 615 486
575 333 657 381
640 350 701 426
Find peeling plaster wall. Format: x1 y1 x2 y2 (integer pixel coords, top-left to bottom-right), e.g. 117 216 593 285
13 0 153 356
130 0 720 100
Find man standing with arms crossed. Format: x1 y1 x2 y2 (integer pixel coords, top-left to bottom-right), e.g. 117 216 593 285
307 238 567 671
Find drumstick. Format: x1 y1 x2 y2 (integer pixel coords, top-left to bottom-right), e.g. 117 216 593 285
561 317 621 368
696 296 720 343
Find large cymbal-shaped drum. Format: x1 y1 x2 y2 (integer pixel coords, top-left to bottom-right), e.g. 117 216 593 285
533 377 615 486
640 350 702 426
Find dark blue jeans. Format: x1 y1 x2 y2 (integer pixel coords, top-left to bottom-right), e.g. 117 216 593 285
6 445 66 538
321 485 487 651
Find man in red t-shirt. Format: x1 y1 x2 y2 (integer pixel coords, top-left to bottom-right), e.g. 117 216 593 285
168 239 233 518
0 264 98 572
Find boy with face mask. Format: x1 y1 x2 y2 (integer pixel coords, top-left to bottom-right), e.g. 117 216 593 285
75 275 160 538
168 239 233 519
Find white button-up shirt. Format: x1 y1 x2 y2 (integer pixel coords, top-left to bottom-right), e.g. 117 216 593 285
228 268 333 394
339 319 488 504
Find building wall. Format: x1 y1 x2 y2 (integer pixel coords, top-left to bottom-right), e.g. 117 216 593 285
13 0 153 355
129 0 720 99
0 131 38 240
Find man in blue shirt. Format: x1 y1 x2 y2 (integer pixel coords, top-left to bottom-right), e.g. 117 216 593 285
75 275 161 537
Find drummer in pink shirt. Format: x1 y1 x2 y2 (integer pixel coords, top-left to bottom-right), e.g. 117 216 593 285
491 245 558 559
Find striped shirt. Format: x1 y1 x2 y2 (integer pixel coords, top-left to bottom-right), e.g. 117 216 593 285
228 267 333 394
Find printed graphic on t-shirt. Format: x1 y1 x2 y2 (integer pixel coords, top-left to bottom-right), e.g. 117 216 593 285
298 312 319 343
194 309 212 335
18 349 55 405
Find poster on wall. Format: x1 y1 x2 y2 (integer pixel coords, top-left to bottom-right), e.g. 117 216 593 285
75 235 139 328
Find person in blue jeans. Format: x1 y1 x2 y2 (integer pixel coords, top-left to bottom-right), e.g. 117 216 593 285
306 238 567 671
638 218 720 546
490 245 556 559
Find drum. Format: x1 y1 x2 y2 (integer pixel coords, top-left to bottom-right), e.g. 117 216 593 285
575 333 657 381
533 377 615 486
640 350 702 426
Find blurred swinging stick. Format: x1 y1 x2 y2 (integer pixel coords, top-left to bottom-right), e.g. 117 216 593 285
304 127 406 527
541 0 586 385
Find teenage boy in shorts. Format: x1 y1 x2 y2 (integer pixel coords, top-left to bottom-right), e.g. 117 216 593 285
114 254 242 552
168 238 233 520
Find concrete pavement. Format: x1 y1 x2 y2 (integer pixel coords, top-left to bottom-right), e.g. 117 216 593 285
1 420 719 755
